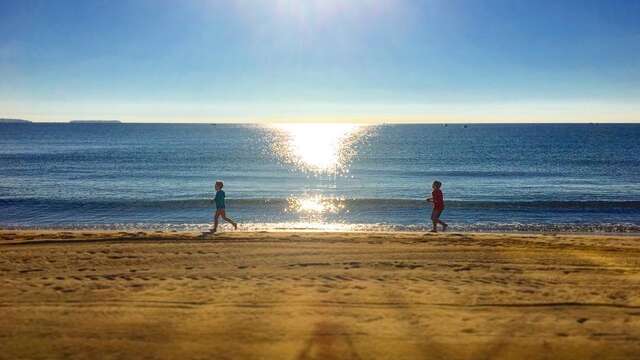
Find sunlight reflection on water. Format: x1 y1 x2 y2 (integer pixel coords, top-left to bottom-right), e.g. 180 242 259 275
263 123 372 230
286 195 346 214
266 123 369 174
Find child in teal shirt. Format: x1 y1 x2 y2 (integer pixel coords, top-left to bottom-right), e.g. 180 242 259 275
212 180 238 233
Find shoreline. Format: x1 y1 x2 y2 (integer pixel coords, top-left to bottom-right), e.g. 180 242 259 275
2 230 640 359
3 228 640 239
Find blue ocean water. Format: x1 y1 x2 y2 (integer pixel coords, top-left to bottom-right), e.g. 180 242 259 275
1 123 639 232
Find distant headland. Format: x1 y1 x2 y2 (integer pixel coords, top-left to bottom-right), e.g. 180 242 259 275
69 120 122 124
0 118 31 123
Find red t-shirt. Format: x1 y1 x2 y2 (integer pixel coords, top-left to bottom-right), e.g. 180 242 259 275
432 189 444 210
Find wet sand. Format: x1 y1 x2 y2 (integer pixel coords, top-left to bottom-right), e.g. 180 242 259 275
1 230 640 359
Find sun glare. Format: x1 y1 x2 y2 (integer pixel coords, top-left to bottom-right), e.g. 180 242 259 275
269 123 366 174
287 195 345 214
272 0 351 23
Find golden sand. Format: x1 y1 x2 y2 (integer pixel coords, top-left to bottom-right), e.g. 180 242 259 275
1 230 639 359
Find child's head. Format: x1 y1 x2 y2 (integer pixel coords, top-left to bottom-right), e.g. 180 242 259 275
432 180 442 189
215 180 224 191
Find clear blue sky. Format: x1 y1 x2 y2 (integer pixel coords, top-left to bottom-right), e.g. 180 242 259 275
1 0 639 122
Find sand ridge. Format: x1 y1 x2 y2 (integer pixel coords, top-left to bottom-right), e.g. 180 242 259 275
1 230 640 359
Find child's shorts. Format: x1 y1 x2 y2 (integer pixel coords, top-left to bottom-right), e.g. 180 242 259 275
431 209 444 221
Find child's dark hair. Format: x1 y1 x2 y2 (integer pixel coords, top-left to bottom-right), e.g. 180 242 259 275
215 180 224 189
433 180 442 189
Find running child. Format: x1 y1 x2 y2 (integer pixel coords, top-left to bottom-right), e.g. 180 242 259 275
426 180 448 232
212 180 238 233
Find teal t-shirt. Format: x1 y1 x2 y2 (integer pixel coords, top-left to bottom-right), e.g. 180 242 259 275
215 190 225 209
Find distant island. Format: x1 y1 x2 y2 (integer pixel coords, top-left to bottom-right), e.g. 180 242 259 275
69 120 122 124
0 118 31 123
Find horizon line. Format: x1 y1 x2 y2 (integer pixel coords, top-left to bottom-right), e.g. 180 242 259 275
3 120 639 125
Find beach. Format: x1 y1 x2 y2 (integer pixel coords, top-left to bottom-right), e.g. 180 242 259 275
1 230 639 359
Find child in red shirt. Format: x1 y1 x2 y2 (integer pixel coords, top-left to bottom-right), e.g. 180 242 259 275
427 180 448 232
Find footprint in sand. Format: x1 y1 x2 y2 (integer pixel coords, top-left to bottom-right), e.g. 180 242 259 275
454 266 472 272
19 269 44 273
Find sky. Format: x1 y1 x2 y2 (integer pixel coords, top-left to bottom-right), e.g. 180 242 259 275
0 0 639 123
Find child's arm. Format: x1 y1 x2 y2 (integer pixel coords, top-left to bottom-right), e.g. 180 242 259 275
426 197 433 203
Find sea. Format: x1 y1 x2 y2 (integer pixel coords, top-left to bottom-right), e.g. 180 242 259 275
1 123 639 233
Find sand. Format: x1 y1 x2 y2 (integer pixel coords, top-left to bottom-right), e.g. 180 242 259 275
1 230 640 359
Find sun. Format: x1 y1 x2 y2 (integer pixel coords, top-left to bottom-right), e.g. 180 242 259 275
272 0 350 23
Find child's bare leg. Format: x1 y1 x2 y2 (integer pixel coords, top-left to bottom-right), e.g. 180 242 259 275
212 213 220 232
222 216 238 230
439 220 448 231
